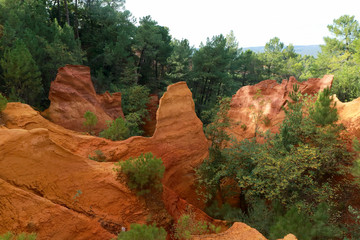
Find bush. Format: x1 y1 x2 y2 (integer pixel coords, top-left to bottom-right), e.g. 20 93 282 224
115 224 166 240
174 212 220 240
114 153 165 195
309 87 338 126
205 199 277 237
125 112 144 136
0 93 7 112
122 85 150 116
121 85 151 136
262 115 271 127
100 117 130 141
88 150 106 162
0 232 37 240
83 110 98 134
269 203 341 240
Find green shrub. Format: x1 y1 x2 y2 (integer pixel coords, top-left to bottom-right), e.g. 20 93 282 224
121 85 150 136
0 93 7 112
309 87 338 126
83 110 98 134
115 224 166 240
262 115 271 127
125 112 144 136
206 199 277 237
346 205 360 239
122 85 150 116
174 212 220 240
0 232 37 240
269 203 341 240
100 117 130 141
114 153 165 195
88 149 106 162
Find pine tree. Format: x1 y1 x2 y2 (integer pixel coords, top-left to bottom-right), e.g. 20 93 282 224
309 87 338 126
0 39 43 107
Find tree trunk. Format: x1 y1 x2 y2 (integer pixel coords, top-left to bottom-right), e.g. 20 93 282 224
74 0 79 38
57 0 61 23
64 0 70 26
200 78 208 106
239 189 248 214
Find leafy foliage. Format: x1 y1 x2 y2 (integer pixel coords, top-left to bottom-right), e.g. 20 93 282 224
269 203 341 240
233 86 352 207
174 212 220 240
317 15 360 102
0 92 7 112
198 85 356 237
83 110 98 134
115 224 166 240
99 117 129 141
196 97 232 202
0 232 37 240
134 16 172 92
114 153 165 195
88 149 106 162
121 85 150 136
309 87 338 126
0 39 43 106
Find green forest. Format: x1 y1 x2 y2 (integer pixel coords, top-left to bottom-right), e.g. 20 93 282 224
1 0 360 239
1 0 360 113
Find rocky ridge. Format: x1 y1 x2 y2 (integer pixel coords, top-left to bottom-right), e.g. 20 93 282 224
5 70 357 239
43 65 124 133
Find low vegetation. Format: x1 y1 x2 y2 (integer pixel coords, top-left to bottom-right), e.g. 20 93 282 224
115 224 166 240
1 0 359 117
100 117 130 141
83 110 98 134
198 85 360 238
0 93 7 112
174 212 221 240
0 232 37 240
88 149 106 162
114 153 165 195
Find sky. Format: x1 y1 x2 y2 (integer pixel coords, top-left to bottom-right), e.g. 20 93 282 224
125 0 360 48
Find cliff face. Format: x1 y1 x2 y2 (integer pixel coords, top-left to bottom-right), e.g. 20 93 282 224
6 73 360 239
228 75 334 140
335 96 360 140
0 128 149 239
0 178 114 240
43 65 124 133
0 81 212 239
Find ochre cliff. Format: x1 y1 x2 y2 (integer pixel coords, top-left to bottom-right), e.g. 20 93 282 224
142 94 159 136
228 75 334 140
335 96 360 140
0 128 149 239
191 222 297 240
43 65 124 133
3 82 208 208
0 81 211 239
0 178 114 240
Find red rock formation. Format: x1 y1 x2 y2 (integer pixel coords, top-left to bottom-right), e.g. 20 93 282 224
191 222 267 240
1 81 210 238
191 222 297 240
43 65 124 133
142 94 159 136
335 96 360 139
0 128 150 238
0 179 114 240
228 75 334 141
4 82 209 208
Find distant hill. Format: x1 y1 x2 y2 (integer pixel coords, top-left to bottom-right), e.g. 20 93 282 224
244 45 321 57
